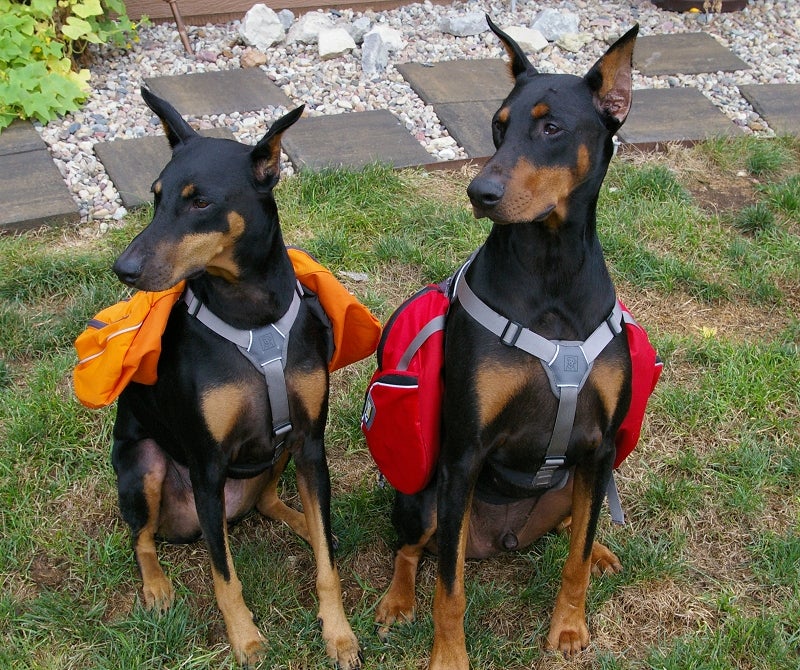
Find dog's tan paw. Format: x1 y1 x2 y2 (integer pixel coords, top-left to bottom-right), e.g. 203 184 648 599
230 627 266 667
546 620 590 658
374 593 415 640
326 632 362 669
142 575 174 612
590 541 623 576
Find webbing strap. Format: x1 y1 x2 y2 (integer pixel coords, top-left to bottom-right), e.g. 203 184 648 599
397 315 446 371
183 284 302 438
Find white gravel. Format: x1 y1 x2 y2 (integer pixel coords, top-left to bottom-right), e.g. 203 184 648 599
35 0 799 223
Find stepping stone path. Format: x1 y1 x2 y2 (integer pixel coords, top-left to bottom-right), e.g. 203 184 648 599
1 32 797 232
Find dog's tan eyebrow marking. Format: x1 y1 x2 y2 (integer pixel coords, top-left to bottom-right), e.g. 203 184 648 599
497 107 510 124
181 184 196 199
153 180 162 194
532 103 550 119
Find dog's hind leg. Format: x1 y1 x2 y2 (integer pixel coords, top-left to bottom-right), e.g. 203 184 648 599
295 440 362 670
255 450 310 542
375 487 437 637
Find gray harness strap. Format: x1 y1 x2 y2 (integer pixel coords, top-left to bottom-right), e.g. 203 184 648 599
454 274 624 510
183 283 303 438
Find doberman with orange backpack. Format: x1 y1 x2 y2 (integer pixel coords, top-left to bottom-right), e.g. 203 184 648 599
74 88 375 668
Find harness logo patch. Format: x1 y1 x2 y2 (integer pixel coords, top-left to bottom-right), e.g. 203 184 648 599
564 355 579 372
258 332 276 351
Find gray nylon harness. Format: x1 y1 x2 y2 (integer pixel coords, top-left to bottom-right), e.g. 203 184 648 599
452 267 627 523
183 283 302 443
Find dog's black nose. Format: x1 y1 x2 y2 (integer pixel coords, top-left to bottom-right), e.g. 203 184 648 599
112 258 142 287
467 176 504 209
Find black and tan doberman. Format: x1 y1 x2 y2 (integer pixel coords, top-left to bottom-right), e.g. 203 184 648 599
111 87 361 668
375 17 639 667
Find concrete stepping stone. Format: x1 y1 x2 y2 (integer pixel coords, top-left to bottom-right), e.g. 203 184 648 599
739 84 800 136
618 87 741 146
143 69 292 117
397 59 512 104
433 100 502 159
0 120 79 233
282 110 434 171
94 128 234 209
634 33 750 76
397 60 512 159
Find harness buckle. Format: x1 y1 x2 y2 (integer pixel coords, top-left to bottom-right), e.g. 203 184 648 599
606 309 622 336
273 421 293 437
532 456 567 488
500 320 523 347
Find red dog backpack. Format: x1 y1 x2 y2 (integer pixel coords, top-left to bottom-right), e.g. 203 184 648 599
361 278 661 496
360 283 450 495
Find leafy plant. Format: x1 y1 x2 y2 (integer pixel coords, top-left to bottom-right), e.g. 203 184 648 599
0 0 138 131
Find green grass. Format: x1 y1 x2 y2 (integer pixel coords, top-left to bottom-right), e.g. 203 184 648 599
1 138 799 669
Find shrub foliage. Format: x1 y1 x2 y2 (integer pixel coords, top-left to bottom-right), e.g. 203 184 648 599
0 0 137 131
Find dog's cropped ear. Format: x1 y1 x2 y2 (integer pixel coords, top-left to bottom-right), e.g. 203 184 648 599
251 105 305 190
584 24 638 131
486 14 538 79
140 86 197 149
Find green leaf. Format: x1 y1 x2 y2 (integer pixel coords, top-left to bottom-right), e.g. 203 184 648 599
71 0 103 19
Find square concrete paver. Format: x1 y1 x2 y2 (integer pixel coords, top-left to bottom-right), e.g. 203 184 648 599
0 120 79 232
434 99 502 159
397 59 512 104
94 128 235 209
282 110 434 171
143 69 292 117
618 87 741 146
740 84 800 136
634 33 750 75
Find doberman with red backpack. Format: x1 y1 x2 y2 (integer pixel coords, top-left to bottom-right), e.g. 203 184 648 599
364 17 661 668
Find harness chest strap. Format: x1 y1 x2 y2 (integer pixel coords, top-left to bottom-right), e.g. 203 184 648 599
454 275 627 523
183 283 302 439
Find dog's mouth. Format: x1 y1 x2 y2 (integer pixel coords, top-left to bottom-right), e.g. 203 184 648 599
472 202 556 225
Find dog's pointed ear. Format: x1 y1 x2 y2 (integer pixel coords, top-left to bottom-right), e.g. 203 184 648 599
140 86 197 148
584 24 638 131
251 105 305 190
486 14 537 79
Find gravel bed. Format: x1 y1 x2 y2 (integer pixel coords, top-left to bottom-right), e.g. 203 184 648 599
35 0 799 224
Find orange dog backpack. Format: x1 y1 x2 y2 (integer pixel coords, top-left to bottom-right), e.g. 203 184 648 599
74 249 380 409
73 284 186 409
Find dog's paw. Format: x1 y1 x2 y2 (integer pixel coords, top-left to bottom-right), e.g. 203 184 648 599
545 621 590 659
374 594 415 640
590 541 622 576
230 627 266 667
142 575 174 612
326 632 362 670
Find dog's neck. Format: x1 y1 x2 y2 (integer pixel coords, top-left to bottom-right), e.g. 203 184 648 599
188 230 297 330
469 206 616 340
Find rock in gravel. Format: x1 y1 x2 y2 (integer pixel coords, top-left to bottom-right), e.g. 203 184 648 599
239 4 285 50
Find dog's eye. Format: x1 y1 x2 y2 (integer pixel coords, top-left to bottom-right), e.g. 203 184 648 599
192 198 210 210
543 123 562 136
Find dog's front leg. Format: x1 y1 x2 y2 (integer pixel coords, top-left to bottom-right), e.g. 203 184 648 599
295 440 362 670
429 460 475 670
546 447 613 657
193 468 265 665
